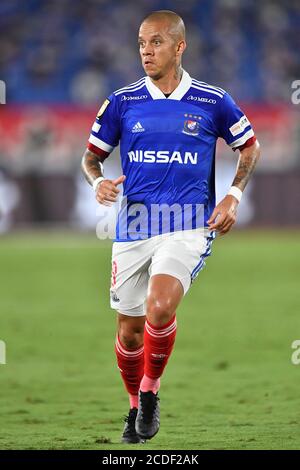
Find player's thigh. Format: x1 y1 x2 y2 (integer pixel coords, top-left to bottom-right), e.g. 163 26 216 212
150 228 215 296
110 238 154 315
146 273 184 326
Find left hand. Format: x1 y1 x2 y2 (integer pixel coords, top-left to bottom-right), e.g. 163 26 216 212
207 195 239 235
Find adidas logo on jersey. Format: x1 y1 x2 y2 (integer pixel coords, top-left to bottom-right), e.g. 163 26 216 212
132 122 145 133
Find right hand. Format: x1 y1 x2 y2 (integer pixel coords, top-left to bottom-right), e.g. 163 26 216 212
95 175 126 206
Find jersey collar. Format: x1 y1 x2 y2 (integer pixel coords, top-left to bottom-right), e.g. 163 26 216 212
145 69 191 100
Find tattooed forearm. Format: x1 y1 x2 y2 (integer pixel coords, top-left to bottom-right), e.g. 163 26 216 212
81 149 104 186
232 141 261 191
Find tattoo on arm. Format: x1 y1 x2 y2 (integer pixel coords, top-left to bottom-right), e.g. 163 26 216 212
81 149 104 186
232 141 261 191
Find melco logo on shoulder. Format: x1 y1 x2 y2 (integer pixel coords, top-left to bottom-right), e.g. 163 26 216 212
187 95 216 104
121 95 148 101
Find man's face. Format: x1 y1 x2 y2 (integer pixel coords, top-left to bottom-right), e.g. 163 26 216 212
138 20 179 79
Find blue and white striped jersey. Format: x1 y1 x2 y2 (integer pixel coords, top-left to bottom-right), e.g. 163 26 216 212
88 70 255 241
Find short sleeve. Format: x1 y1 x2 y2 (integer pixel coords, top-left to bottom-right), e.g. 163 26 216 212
88 93 121 155
216 92 254 149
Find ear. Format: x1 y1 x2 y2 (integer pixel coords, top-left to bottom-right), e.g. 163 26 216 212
176 40 186 56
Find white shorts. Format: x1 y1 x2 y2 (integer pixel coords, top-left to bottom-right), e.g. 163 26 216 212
110 228 215 317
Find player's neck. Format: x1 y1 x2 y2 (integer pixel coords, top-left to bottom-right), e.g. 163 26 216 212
150 66 183 95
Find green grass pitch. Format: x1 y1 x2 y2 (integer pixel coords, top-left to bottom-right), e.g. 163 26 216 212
1 230 300 450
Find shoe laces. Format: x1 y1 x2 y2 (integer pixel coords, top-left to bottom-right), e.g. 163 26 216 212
124 408 138 432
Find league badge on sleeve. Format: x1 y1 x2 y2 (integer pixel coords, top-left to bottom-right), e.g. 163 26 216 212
96 98 110 120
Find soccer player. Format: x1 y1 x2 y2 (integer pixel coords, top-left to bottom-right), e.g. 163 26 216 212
81 10 260 443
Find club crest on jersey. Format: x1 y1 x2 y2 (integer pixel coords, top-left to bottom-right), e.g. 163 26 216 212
96 98 110 119
183 120 200 136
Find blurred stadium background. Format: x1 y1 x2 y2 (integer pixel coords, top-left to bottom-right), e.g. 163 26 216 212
1 0 300 451
0 0 299 230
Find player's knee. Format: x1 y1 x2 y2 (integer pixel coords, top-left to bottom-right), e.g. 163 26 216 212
118 330 143 349
146 296 175 327
118 318 144 349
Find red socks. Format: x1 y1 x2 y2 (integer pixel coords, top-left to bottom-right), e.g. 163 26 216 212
140 314 177 393
115 315 177 405
115 335 144 409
